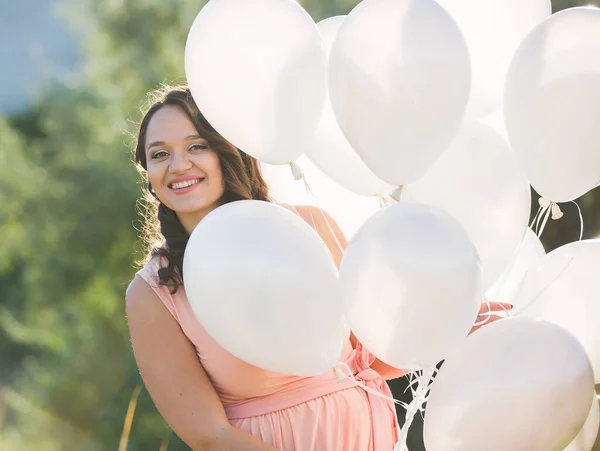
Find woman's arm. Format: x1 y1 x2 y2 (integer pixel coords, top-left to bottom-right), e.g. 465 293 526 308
294 205 407 380
126 277 278 451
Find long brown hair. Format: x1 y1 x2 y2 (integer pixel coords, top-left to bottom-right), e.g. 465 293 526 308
134 84 271 293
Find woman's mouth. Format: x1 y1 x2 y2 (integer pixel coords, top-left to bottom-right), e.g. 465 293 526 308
169 178 204 195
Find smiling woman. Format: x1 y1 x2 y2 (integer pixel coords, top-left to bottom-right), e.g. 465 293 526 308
133 85 271 294
126 84 408 451
145 106 225 228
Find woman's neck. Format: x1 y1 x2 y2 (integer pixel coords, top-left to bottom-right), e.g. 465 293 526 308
177 203 222 235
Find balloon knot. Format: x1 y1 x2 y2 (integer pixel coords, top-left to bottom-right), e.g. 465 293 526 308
290 162 304 181
390 186 404 202
551 202 563 220
333 366 348 383
538 197 550 208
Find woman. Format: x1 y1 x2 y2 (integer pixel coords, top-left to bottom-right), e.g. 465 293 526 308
126 85 509 450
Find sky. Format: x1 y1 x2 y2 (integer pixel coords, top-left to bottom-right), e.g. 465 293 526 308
0 0 79 114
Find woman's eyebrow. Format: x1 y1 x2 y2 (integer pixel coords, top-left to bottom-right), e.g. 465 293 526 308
147 135 205 151
185 134 206 141
147 140 166 150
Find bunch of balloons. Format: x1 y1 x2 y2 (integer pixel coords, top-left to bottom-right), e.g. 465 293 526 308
184 0 600 449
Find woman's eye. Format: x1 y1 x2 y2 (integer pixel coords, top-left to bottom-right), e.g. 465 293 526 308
151 150 168 159
189 144 209 152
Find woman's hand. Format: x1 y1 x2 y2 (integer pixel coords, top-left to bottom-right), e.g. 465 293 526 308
469 301 513 335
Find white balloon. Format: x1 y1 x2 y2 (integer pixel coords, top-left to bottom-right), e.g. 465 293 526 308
185 0 327 164
183 200 345 376
564 395 599 451
513 239 600 383
329 0 471 186
408 122 531 289
486 228 546 302
437 0 551 120
340 202 482 370
316 16 344 61
504 7 600 202
424 317 595 451
260 155 382 238
480 109 510 139
305 16 394 197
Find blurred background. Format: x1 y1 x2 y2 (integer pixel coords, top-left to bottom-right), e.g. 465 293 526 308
0 0 598 450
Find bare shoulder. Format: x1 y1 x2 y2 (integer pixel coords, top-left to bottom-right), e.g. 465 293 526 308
292 205 340 233
293 204 331 223
293 204 317 215
125 275 161 316
126 275 152 302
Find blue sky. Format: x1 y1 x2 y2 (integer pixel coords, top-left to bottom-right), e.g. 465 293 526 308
0 0 79 115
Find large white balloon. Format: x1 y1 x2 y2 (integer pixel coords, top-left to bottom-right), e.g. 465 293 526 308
513 239 600 383
486 228 546 302
260 155 382 238
504 7 600 202
340 202 482 371
564 395 599 451
183 200 345 376
424 317 595 451
306 16 394 196
328 0 471 186
408 122 531 289
437 0 551 120
185 0 327 164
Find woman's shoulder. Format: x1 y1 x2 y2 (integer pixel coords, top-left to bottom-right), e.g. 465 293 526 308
274 202 331 221
135 253 167 284
275 202 299 214
286 205 337 230
128 255 163 303
128 254 181 321
126 274 157 309
279 203 325 219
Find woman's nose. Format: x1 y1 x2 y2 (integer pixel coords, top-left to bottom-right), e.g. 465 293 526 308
169 151 193 173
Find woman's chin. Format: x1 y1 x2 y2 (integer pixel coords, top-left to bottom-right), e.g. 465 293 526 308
172 199 221 216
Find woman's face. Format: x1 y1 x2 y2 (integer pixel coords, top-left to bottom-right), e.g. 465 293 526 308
145 105 225 229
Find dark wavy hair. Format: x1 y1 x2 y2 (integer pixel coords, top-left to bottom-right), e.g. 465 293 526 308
134 84 271 293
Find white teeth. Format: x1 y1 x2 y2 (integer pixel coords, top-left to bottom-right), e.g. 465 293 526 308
171 179 202 189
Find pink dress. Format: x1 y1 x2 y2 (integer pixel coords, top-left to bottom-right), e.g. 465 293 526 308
135 210 399 450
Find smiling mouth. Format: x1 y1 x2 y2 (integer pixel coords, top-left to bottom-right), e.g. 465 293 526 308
169 178 204 190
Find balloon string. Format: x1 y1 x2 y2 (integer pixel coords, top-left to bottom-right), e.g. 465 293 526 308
394 366 437 451
536 203 552 238
404 366 440 399
289 162 321 233
404 371 422 395
490 195 569 302
333 362 409 409
533 198 550 236
570 200 584 241
533 198 567 239
484 228 531 305
529 205 543 229
513 255 575 316
292 163 345 256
